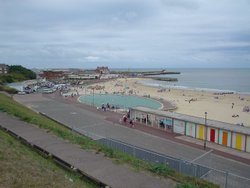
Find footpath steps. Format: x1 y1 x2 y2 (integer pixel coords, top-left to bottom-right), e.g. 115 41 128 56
0 112 175 188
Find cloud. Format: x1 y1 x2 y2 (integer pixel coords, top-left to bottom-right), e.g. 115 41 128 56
0 0 249 68
160 0 199 10
85 56 100 61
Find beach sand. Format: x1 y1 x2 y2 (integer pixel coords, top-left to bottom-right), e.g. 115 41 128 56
76 78 250 127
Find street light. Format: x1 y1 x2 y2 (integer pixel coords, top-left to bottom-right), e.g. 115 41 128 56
204 112 208 150
92 88 95 106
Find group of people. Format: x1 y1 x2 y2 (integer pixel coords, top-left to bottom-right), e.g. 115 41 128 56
121 113 134 128
101 103 115 111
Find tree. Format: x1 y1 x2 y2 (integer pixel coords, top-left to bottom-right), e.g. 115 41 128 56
8 65 36 79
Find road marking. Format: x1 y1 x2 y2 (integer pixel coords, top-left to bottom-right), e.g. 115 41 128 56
78 122 104 129
191 149 214 163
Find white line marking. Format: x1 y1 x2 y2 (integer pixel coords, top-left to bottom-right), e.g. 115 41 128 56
191 149 214 163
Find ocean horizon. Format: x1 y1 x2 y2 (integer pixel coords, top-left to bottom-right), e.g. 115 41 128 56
115 68 250 94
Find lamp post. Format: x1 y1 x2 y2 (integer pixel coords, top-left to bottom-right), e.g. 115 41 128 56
92 88 95 106
204 112 208 150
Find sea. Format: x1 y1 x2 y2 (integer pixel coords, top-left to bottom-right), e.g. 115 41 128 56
124 68 250 95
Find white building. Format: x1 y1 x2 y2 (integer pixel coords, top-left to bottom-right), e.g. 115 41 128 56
0 64 8 74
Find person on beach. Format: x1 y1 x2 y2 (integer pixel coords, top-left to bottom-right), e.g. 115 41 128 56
232 103 234 109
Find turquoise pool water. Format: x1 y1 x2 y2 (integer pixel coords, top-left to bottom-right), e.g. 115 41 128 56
78 94 162 109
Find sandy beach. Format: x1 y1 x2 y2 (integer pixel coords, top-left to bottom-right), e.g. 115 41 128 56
75 78 250 127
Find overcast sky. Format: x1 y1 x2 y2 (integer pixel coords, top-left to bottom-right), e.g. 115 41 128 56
1 0 250 69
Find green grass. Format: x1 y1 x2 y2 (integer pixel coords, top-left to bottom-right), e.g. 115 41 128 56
0 129 97 188
0 85 17 94
0 93 219 188
177 183 198 188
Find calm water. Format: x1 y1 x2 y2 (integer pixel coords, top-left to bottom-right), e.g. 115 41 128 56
139 68 250 94
78 94 162 109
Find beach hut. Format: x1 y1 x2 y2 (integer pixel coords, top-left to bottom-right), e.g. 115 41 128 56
130 107 250 153
218 130 231 147
232 132 246 151
196 124 205 140
246 135 250 153
173 119 185 135
185 122 196 138
207 127 219 143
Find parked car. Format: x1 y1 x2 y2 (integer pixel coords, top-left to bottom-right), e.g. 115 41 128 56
18 91 26 95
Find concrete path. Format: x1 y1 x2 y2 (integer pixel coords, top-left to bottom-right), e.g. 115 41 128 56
0 112 175 188
14 94 250 179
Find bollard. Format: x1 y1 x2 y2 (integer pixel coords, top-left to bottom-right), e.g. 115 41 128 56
225 171 228 188
133 146 136 157
194 164 197 177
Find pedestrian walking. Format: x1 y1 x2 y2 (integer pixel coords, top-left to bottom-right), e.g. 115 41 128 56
129 119 134 128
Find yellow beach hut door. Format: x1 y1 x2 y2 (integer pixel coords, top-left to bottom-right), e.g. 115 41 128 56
199 126 204 139
236 134 242 150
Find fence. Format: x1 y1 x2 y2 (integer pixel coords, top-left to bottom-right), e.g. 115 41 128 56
98 138 209 178
98 137 250 188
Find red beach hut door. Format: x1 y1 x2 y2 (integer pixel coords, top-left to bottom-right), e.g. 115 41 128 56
210 129 215 142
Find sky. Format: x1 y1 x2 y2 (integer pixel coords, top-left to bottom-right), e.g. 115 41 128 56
0 0 250 69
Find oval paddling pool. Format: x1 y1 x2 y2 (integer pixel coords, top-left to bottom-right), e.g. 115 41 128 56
78 94 162 109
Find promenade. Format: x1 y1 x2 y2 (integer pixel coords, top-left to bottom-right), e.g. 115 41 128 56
0 112 175 188
14 93 250 180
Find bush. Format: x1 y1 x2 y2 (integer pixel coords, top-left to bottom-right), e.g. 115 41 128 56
177 183 197 188
149 163 173 176
9 65 36 79
0 75 14 83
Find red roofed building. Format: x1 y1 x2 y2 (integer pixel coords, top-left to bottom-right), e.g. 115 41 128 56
39 71 64 80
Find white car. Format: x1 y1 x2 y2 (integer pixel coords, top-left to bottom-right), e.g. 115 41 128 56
18 91 26 95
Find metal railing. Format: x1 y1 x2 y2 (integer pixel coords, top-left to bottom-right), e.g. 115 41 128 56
98 138 209 178
97 137 250 188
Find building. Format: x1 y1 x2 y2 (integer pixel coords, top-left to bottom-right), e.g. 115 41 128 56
67 74 99 80
130 107 250 153
95 66 110 74
39 71 64 80
0 64 8 74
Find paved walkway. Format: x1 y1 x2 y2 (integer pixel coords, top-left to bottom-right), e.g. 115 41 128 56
0 112 175 188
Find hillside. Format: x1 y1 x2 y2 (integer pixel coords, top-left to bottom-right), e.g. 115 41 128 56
0 65 36 85
0 129 97 188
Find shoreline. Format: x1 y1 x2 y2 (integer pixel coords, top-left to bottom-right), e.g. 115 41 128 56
72 77 250 127
139 80 250 96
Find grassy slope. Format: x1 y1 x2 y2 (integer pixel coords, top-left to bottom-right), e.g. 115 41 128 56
0 93 218 188
0 130 97 188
